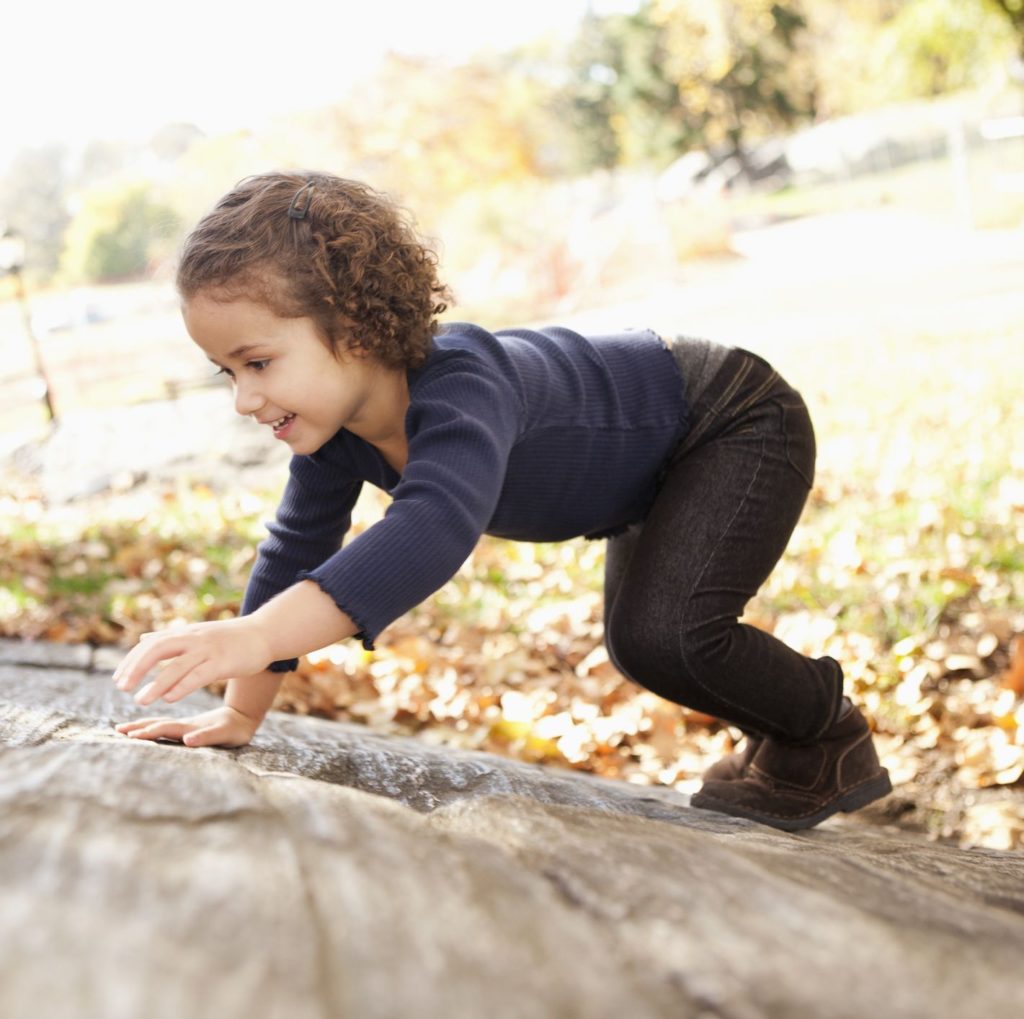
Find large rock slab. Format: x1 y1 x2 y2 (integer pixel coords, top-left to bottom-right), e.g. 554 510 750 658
2 653 1023 1019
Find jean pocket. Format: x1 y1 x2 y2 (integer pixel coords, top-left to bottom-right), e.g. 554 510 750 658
773 396 816 489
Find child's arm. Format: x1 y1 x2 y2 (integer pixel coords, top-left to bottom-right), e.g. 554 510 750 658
112 579 357 707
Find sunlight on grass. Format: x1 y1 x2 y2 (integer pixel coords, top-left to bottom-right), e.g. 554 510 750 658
733 144 1024 231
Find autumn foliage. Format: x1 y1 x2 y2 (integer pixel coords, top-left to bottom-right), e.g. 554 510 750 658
2 318 1022 850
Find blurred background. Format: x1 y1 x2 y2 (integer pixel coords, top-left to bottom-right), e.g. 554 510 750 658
1 0 1023 848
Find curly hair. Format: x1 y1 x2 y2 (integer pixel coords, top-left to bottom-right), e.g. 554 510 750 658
176 171 452 369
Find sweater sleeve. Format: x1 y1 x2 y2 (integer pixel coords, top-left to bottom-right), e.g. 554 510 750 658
241 452 363 671
300 359 522 649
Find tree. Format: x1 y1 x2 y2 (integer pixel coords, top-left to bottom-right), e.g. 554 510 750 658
871 0 1016 98
987 0 1024 56
557 1 818 173
555 13 625 173
806 0 1014 115
309 53 561 217
653 0 818 171
0 145 71 281
558 8 689 171
61 181 181 283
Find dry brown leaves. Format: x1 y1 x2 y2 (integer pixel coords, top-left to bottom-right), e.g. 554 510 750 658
2 461 1022 851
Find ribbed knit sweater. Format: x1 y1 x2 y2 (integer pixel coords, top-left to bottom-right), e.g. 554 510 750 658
241 322 693 669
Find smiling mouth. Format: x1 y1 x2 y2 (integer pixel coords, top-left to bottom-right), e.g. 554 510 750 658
271 413 296 434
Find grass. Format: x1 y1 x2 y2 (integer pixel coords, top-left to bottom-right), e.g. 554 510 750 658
732 141 1024 230
0 483 266 642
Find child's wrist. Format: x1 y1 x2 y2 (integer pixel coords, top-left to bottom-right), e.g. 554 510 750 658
236 615 278 671
224 702 264 728
223 670 283 726
249 580 358 663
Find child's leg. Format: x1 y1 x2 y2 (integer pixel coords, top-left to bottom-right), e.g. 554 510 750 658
605 523 763 781
604 354 841 744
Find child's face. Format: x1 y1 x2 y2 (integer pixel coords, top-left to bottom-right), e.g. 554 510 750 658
183 293 395 455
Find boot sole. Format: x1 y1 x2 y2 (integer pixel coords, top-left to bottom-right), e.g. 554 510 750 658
691 770 894 832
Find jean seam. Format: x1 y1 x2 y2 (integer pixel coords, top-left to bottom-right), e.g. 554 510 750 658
706 358 753 414
812 660 844 740
770 397 816 490
677 359 781 466
674 431 779 733
733 370 780 418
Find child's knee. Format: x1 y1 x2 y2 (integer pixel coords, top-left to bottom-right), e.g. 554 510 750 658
606 603 730 691
604 603 655 683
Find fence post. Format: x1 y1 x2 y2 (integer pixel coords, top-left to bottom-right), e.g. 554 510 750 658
947 120 974 230
0 228 57 426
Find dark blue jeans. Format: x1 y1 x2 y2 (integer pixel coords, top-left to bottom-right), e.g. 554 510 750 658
603 347 843 744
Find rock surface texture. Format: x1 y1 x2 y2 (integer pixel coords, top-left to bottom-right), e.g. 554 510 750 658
2 639 1023 1019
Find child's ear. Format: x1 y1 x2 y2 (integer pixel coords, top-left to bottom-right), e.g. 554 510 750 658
326 330 367 361
334 318 371 359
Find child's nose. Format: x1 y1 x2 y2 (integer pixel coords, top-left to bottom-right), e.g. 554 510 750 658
233 379 264 416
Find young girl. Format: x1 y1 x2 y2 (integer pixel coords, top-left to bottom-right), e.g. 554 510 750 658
113 171 892 831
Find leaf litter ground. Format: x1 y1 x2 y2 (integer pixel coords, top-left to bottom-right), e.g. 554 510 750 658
1 316 1022 851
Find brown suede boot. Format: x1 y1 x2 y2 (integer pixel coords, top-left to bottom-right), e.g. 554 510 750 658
701 735 764 782
690 701 892 831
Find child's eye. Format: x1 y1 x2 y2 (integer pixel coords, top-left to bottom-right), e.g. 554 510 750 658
213 360 268 379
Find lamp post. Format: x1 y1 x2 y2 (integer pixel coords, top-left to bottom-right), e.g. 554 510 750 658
0 226 57 424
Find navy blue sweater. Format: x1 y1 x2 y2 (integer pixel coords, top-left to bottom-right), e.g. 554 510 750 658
241 322 690 667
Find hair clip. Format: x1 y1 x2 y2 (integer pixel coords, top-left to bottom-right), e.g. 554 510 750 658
288 181 315 220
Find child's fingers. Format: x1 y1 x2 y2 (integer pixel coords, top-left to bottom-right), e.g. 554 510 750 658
111 649 138 687
161 659 226 704
112 643 153 688
134 652 210 706
113 624 192 684
115 718 166 732
113 643 160 689
115 720 149 734
182 724 229 747
115 636 191 691
116 716 187 734
112 634 180 688
117 719 191 742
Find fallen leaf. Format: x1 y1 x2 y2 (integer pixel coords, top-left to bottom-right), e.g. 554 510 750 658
1001 637 1024 696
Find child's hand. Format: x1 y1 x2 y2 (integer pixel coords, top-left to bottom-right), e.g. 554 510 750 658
112 618 274 707
115 705 259 748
